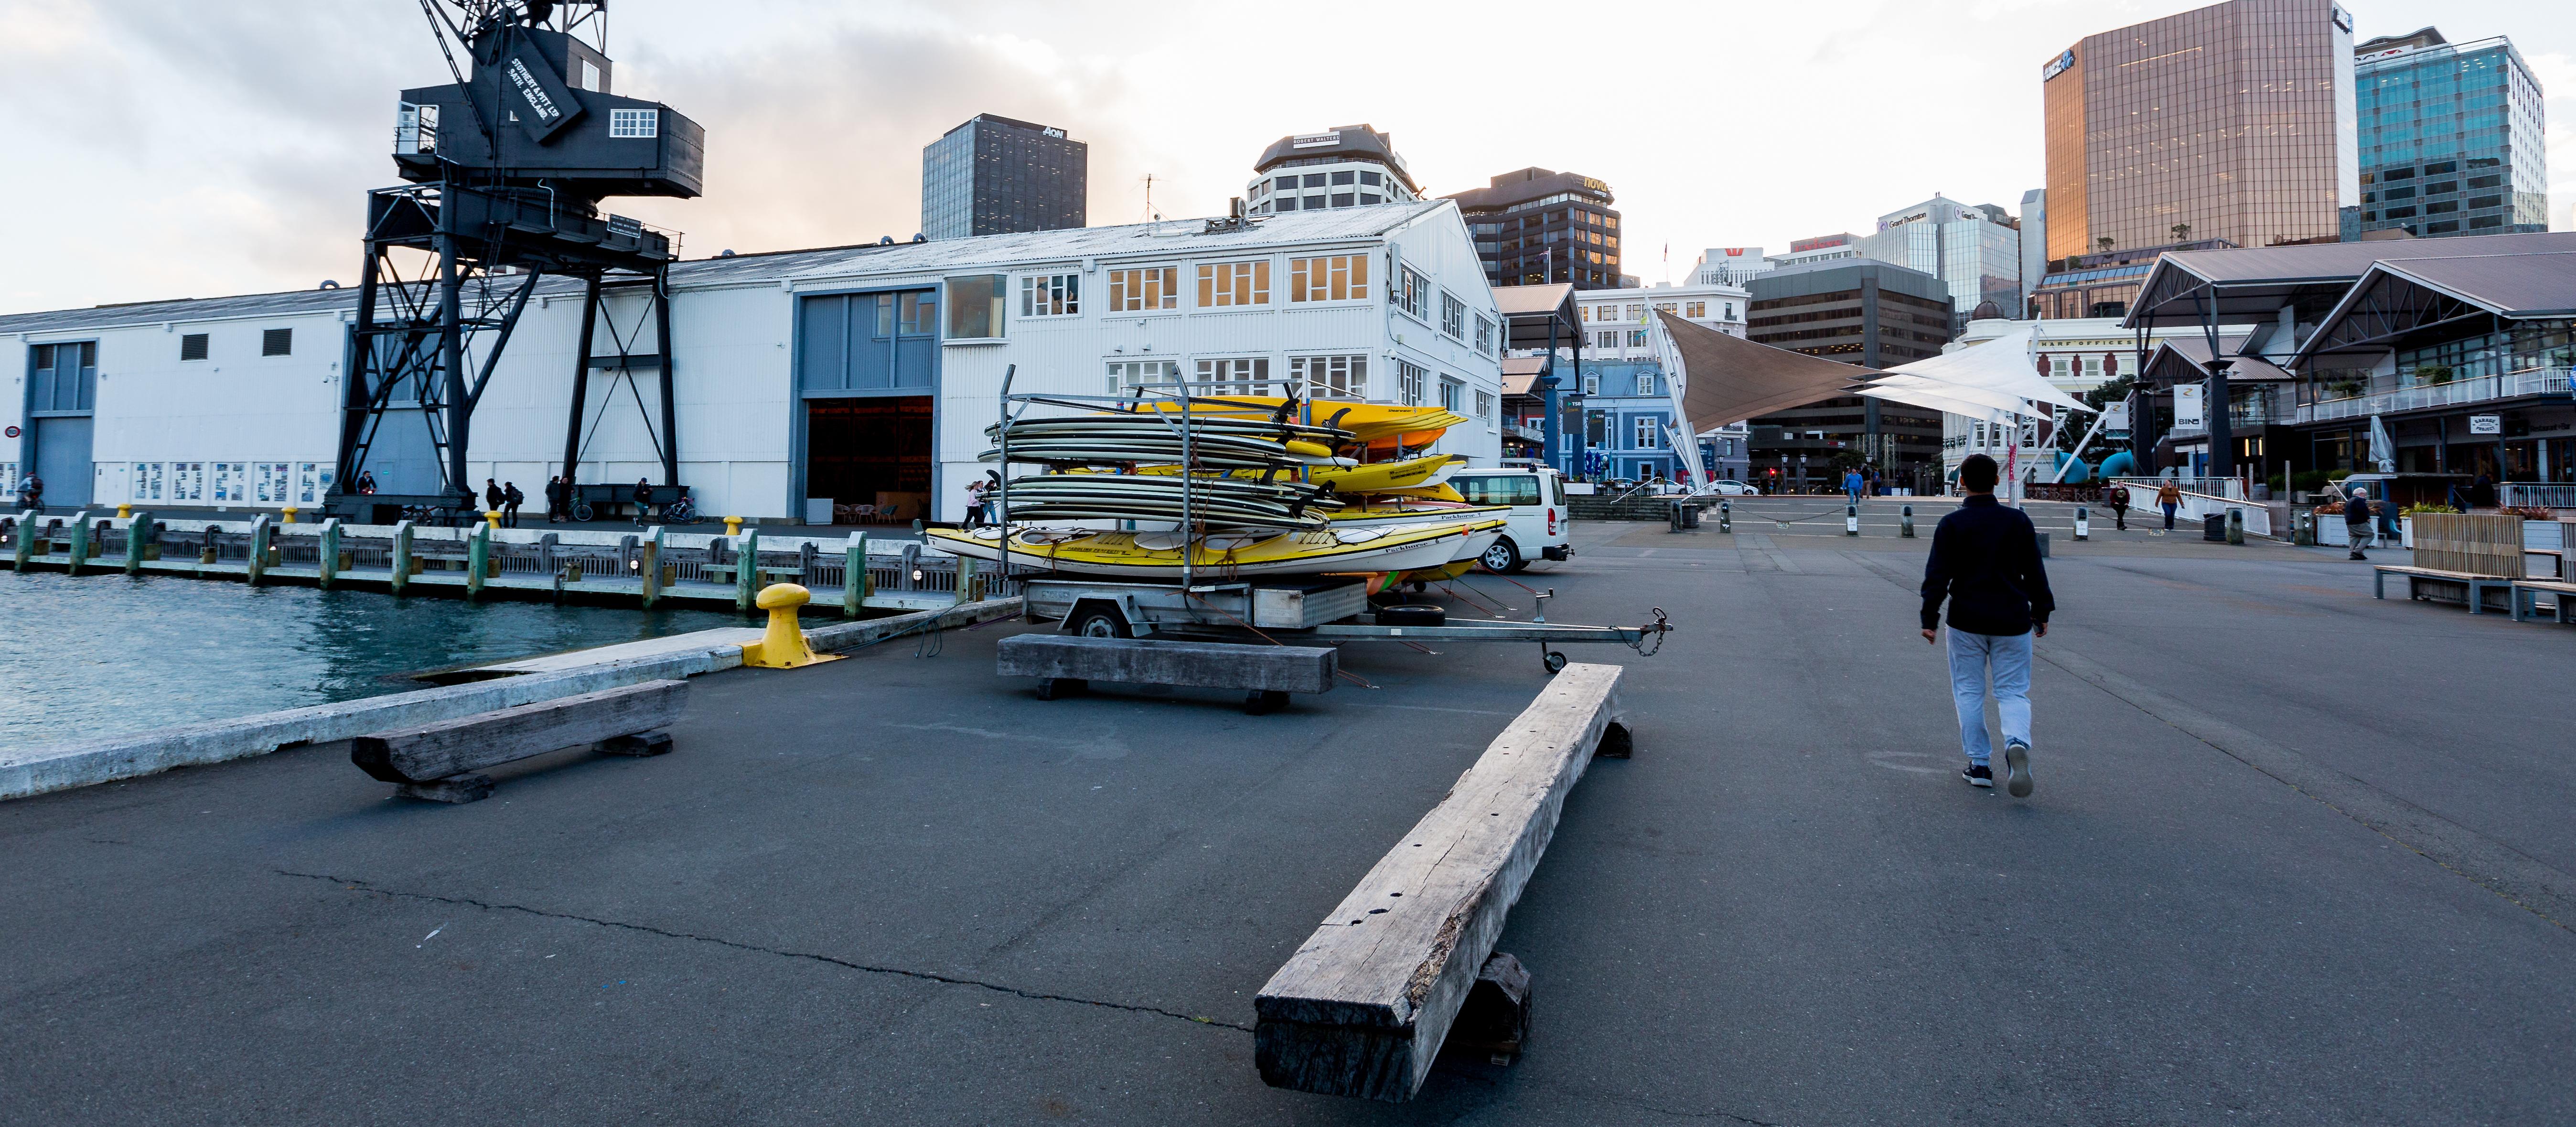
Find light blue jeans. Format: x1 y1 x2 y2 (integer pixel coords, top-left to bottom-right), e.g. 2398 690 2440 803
1947 628 2032 767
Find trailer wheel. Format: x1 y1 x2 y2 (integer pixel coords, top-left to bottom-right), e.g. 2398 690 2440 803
1542 650 1568 675
1065 603 1131 639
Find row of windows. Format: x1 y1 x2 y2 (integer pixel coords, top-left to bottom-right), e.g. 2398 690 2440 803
169 328 295 361
1101 355 1496 419
1012 255 1386 320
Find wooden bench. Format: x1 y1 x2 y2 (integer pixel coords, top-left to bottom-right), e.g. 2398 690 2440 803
2372 565 2516 614
2511 580 2576 625
997 634 1336 715
1254 663 1632 1101
350 679 688 803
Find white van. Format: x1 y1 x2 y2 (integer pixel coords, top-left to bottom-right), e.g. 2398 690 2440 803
1449 466 1573 573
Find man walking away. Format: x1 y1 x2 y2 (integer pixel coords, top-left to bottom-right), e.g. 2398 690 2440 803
2106 482 2131 530
2344 486 2374 561
501 481 524 528
1921 454 2053 798
2155 479 2181 534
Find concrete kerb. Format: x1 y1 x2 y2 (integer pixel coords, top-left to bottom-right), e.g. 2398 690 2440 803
0 596 1023 802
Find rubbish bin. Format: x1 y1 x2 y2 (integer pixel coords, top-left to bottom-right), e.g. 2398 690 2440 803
1667 500 1700 531
2202 513 2227 542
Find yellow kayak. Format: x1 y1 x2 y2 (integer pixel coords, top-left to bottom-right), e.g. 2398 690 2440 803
1116 397 1466 446
1309 453 1468 494
925 519 1505 580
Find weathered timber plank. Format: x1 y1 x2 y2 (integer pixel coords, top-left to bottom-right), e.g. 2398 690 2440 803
997 635 1336 695
1254 662 1630 1101
350 679 687 784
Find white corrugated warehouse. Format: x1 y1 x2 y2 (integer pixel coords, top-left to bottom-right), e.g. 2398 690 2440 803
2 201 1502 523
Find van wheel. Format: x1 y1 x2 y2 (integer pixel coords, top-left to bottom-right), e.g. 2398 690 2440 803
1480 537 1524 574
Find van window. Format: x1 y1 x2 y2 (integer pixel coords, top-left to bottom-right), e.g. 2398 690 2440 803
1457 475 1541 506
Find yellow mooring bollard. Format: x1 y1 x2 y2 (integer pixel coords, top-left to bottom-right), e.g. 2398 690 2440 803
117 503 134 519
724 515 744 537
740 583 842 669
484 510 503 530
281 506 299 524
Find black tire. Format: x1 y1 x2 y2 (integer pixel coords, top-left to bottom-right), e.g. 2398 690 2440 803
1480 536 1524 575
570 501 595 522
666 498 697 524
1543 651 1568 674
1066 606 1131 639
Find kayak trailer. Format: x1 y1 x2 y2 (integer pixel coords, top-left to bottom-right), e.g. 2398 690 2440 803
1020 577 1671 674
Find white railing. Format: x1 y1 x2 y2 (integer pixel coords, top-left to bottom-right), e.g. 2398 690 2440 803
2111 476 2248 501
2501 483 2576 510
2296 366 2572 424
1505 422 1544 443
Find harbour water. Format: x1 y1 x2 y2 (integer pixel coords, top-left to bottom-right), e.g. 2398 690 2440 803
0 571 744 751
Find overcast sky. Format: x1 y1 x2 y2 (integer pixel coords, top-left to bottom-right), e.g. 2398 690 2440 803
1 0 2569 314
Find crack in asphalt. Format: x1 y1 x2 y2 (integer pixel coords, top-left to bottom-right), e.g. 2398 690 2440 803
276 869 1256 1032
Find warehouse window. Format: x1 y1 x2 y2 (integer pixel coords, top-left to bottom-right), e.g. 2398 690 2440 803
180 333 209 361
1106 359 1179 396
1288 255 1369 302
1474 314 1495 355
1290 354 1366 400
262 328 292 356
1197 260 1269 308
944 275 1006 339
1398 359 1427 405
1475 389 1494 422
1391 266 1429 322
1107 266 1177 311
1019 273 1079 317
1441 292 1467 340
1196 356 1274 395
610 108 658 138
1439 376 1463 414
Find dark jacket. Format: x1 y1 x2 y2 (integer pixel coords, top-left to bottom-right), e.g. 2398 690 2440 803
484 484 504 509
2342 494 2373 526
1921 494 2055 636
503 484 524 506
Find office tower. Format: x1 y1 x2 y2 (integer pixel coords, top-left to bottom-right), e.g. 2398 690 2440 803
921 114 1087 240
1743 260 1953 490
2041 0 2358 262
1854 196 2025 332
1446 168 1622 290
2353 28 2549 237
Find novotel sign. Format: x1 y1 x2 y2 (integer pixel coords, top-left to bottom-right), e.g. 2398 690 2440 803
2042 48 2075 81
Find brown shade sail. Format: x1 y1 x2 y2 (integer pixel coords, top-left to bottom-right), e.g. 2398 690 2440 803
1654 310 1878 432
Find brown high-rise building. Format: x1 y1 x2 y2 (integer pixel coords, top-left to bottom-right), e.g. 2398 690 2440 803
2040 0 2359 265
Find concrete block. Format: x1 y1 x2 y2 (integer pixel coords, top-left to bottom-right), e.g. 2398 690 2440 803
998 635 1336 695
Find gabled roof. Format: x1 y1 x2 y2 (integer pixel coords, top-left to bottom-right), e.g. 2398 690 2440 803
2290 251 2576 366
2122 231 2576 330
2145 336 2291 383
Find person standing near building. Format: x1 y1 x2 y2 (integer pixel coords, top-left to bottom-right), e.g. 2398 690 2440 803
632 477 655 527
16 473 41 512
2105 482 2132 530
543 476 566 524
1921 453 2052 798
501 481 525 528
2344 485 2375 561
2155 479 2181 534
483 478 504 518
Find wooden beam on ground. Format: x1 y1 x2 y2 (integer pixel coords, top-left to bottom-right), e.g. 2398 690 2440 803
1254 662 1632 1101
350 678 688 785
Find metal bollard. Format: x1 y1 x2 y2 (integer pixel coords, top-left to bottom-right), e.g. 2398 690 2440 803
2074 506 2090 541
2226 507 2245 546
1717 499 1732 534
1845 503 1859 536
1900 504 1916 538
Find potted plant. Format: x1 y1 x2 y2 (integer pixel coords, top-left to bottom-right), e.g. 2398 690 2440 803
2401 502 2460 549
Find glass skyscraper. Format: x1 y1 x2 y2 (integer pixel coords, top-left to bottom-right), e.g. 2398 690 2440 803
2041 0 2359 264
1854 196 2025 331
2353 29 2549 238
920 114 1087 241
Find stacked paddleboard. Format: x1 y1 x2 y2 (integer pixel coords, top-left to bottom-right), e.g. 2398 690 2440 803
927 397 1505 582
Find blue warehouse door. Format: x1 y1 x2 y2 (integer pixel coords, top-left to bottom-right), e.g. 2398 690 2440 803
24 342 97 508
795 290 939 522
797 290 936 394
34 417 93 508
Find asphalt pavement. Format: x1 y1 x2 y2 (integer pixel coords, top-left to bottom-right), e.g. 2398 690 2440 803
3 506 2570 1125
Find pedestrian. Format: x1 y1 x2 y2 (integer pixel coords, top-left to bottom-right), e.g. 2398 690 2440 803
501 481 524 528
2155 479 2181 534
543 475 566 524
1920 453 2053 798
483 478 504 517
1843 467 1864 506
2106 482 2132 530
2343 486 2374 560
2473 471 2497 509
354 470 377 495
962 477 988 528
15 472 41 512
632 477 654 526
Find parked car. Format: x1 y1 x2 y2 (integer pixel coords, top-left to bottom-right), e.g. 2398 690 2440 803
1702 479 1759 496
1449 466 1574 574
